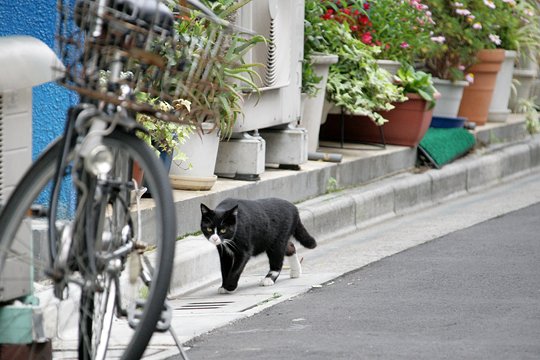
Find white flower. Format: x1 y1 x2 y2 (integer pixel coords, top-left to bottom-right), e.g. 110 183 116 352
456 8 471 16
473 22 482 30
465 73 475 84
430 36 446 44
483 0 496 9
489 34 502 45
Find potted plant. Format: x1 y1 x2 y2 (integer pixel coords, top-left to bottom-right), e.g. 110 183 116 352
424 0 530 125
300 0 340 153
321 64 439 147
342 0 436 72
306 0 406 127
137 0 264 190
510 0 540 112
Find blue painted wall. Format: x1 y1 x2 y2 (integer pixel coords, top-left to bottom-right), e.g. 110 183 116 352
0 1 76 158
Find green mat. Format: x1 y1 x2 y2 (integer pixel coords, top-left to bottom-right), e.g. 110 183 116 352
418 128 476 168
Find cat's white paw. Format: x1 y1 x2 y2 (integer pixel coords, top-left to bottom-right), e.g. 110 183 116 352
290 268 301 278
259 277 275 287
218 287 235 294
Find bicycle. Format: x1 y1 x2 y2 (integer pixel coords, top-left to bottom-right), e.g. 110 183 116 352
0 0 234 358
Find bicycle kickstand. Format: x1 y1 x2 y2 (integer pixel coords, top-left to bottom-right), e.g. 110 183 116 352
169 326 191 360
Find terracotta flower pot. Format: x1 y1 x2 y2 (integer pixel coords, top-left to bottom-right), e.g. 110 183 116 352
319 93 435 147
458 49 506 126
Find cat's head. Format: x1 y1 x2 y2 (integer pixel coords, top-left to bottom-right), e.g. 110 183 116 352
200 203 238 246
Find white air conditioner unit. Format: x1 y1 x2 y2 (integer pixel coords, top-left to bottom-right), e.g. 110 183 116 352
0 36 64 302
0 36 64 203
232 0 304 132
0 88 33 204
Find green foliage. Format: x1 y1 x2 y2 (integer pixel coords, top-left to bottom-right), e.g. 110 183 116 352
135 93 194 159
425 0 540 81
166 0 265 138
326 177 339 193
343 0 436 65
515 98 540 134
304 0 406 125
395 65 438 109
301 56 324 97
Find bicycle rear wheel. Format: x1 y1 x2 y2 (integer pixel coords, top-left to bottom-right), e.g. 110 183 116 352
0 130 176 359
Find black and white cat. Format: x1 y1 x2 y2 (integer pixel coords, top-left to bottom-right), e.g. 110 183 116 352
200 198 317 294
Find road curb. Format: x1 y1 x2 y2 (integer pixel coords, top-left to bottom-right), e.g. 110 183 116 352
170 134 540 296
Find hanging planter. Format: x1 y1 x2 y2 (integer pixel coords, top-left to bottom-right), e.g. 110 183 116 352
458 49 506 126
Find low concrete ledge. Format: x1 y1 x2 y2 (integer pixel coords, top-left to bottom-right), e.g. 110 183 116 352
392 173 432 214
500 143 532 179
465 154 503 191
170 236 220 295
428 163 468 203
529 136 540 167
350 184 395 227
474 114 528 147
298 193 357 241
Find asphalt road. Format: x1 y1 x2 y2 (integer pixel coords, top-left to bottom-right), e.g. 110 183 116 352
176 202 540 360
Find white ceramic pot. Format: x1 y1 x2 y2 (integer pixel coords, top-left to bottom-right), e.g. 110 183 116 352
509 69 538 112
300 53 339 153
432 77 469 118
376 59 402 79
169 123 220 190
488 50 517 122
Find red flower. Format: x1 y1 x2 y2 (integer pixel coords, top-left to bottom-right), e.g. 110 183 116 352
361 31 373 44
363 1 370 10
351 25 359 31
358 14 369 25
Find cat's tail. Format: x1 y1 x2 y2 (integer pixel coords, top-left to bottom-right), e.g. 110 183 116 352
294 219 317 249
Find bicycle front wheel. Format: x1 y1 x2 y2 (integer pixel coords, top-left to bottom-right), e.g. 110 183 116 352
0 130 177 360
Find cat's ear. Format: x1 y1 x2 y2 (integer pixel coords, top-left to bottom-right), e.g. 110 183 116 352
230 205 238 217
200 203 211 216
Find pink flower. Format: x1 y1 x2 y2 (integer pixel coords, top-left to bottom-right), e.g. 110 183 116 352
430 36 446 44
465 73 474 84
483 0 496 9
400 42 410 48
472 22 482 30
489 34 502 45
456 9 471 16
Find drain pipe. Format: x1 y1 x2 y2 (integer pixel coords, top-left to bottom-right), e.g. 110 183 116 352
308 152 343 163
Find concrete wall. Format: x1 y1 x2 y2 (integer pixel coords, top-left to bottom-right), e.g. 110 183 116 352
0 1 75 158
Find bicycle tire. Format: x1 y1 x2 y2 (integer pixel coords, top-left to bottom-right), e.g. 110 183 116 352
0 130 176 360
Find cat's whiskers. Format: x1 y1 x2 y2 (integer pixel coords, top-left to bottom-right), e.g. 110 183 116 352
222 239 239 254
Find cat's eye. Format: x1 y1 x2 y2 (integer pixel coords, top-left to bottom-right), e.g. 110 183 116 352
219 228 227 234
206 227 213 233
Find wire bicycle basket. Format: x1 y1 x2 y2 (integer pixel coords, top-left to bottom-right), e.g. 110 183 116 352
56 0 240 125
